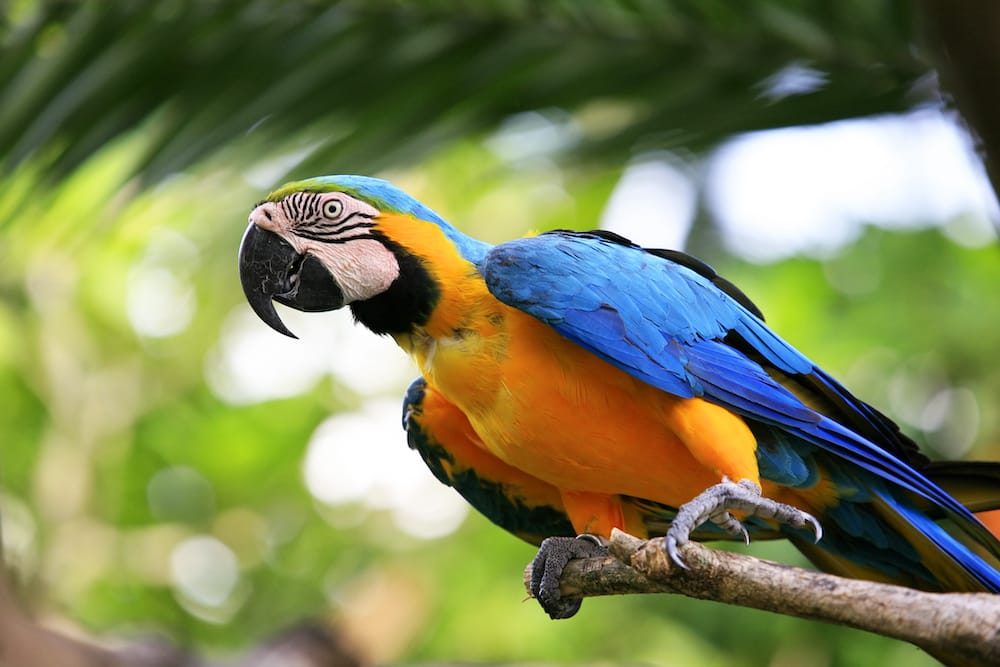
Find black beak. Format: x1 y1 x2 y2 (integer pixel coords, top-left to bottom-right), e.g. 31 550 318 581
238 223 345 338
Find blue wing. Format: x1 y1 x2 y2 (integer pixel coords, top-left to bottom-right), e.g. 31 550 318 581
480 230 1000 590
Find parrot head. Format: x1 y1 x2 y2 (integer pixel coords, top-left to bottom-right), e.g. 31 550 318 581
238 175 486 338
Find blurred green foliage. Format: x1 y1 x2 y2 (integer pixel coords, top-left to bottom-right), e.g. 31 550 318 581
0 1 996 666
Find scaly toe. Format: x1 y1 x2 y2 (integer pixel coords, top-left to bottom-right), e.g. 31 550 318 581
529 535 608 619
664 478 824 564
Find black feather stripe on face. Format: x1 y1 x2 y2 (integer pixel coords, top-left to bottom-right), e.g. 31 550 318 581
296 214 375 242
279 190 378 244
280 191 311 220
349 233 440 335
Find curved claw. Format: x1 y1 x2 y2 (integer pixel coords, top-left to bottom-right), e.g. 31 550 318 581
529 534 608 619
804 513 824 543
665 535 690 570
664 477 825 569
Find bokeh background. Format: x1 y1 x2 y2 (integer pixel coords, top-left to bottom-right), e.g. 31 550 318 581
2 2 999 666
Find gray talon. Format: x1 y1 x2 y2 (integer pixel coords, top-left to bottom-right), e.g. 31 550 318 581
665 535 689 570
806 514 824 542
530 534 609 619
665 477 824 567
577 533 607 548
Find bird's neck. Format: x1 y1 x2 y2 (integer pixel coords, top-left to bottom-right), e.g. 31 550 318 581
349 232 441 336
351 214 497 343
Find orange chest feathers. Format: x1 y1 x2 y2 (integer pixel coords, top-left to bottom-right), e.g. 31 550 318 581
397 298 760 510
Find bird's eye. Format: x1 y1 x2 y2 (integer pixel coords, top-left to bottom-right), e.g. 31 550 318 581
322 199 344 219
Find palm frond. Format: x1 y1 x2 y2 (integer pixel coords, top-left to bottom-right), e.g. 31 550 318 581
0 0 927 185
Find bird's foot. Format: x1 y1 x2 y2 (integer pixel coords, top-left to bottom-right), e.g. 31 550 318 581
529 534 608 619
665 478 822 568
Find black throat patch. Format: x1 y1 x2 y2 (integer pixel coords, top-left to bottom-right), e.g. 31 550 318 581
349 234 441 336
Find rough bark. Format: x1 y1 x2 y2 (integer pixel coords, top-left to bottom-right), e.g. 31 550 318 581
524 530 1000 667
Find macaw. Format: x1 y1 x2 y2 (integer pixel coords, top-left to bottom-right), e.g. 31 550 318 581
238 174 1000 619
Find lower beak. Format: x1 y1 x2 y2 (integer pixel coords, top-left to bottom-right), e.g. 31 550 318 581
238 223 344 338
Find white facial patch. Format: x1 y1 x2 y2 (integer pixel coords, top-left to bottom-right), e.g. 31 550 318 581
299 237 400 303
248 191 399 304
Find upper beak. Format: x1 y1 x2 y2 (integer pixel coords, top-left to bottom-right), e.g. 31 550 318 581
238 223 345 338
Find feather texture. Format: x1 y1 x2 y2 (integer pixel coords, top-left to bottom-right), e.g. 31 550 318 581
479 229 1000 591
249 176 1000 595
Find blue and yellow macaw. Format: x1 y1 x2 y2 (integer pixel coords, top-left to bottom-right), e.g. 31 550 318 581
238 175 1000 618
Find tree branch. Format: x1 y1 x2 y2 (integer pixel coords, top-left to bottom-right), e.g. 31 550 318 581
524 529 1000 667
